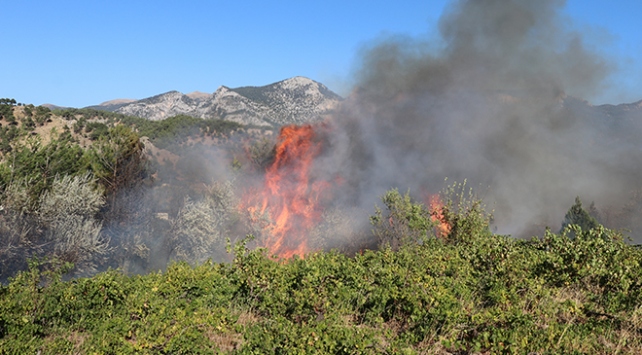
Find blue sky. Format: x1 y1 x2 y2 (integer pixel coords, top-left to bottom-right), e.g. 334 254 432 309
1 1 641 107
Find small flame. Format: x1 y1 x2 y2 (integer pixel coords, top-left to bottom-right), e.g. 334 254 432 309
243 124 329 259
428 195 451 238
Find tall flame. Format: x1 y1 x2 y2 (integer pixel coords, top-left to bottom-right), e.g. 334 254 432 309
243 124 329 259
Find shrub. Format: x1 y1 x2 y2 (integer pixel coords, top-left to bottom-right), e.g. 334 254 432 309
535 224 640 300
37 173 108 274
170 181 238 264
439 180 494 244
370 188 434 249
0 174 108 278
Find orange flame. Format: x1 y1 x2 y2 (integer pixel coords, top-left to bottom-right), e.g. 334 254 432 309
428 195 451 238
243 124 329 259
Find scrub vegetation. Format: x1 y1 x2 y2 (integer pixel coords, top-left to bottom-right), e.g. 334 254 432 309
1 189 641 354
1 100 642 354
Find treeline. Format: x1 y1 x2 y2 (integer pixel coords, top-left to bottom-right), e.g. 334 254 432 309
56 108 247 149
0 100 53 153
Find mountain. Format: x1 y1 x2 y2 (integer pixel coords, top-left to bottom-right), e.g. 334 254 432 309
89 77 343 126
41 103 69 110
84 98 137 112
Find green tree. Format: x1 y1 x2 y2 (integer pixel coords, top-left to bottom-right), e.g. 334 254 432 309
0 98 17 123
0 98 17 106
33 106 52 126
89 125 149 219
20 116 36 130
561 197 600 233
2 136 89 201
85 121 109 140
23 105 33 118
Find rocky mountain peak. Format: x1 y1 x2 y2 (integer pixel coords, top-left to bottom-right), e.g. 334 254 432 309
186 91 210 101
98 77 342 126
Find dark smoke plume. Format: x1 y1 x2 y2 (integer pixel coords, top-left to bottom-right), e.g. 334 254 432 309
319 0 642 240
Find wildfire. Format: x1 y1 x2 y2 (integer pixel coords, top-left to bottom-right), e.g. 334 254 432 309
428 195 451 238
243 124 330 259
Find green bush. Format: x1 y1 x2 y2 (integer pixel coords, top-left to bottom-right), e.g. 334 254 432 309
370 189 434 249
1 136 90 201
2 219 642 353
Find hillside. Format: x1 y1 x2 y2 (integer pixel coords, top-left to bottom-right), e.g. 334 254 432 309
0 100 274 279
3 96 642 353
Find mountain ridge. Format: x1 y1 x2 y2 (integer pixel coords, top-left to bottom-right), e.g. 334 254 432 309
86 76 343 127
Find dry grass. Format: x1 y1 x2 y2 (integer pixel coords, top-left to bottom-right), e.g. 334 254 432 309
67 331 89 354
2 107 91 147
235 309 260 326
204 326 244 353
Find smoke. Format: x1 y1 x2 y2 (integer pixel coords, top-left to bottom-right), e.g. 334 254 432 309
317 0 642 239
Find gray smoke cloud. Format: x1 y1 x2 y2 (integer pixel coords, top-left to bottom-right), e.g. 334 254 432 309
317 0 642 240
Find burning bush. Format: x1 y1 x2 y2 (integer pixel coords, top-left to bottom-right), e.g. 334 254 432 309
241 124 335 259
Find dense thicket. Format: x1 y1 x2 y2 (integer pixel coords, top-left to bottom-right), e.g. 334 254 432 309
1 103 252 279
0 124 148 277
1 196 641 354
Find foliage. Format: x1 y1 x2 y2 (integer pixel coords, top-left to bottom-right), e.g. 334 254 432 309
561 196 600 233
0 99 16 123
245 136 276 171
0 120 151 278
0 98 17 106
38 173 109 274
88 125 149 219
2 105 642 353
116 114 243 149
534 225 638 294
370 182 494 250
54 107 130 122
84 121 109 140
0 174 108 278
1 212 642 354
0 181 37 278
33 106 52 126
438 180 494 244
0 136 90 201
169 181 239 264
370 188 434 249
0 125 20 154
38 173 105 224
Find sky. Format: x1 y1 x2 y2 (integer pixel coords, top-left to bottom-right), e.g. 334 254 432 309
1 0 641 108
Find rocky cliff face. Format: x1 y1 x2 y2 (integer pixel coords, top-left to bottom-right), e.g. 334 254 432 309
105 77 342 126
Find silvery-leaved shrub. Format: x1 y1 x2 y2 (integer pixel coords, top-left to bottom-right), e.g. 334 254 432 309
170 180 237 264
37 173 108 274
0 180 38 277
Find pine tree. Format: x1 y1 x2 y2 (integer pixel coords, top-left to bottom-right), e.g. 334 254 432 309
561 196 600 233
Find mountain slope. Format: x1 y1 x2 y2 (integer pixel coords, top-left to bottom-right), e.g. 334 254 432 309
94 77 342 126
